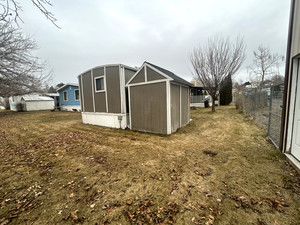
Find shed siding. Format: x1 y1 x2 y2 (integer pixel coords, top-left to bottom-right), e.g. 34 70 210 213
147 67 166 81
92 67 106 112
93 67 104 78
94 92 106 112
82 71 94 112
171 84 180 133
25 100 54 111
181 86 189 126
106 66 121 113
130 82 167 134
125 68 137 84
78 77 83 111
129 68 145 84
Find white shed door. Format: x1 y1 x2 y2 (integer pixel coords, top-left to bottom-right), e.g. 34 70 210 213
291 59 300 160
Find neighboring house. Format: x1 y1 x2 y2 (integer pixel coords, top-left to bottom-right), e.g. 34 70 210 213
189 80 219 107
9 94 54 111
281 0 300 171
190 80 204 103
56 83 81 111
78 62 192 134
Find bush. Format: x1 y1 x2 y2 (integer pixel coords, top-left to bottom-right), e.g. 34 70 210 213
220 76 232 105
235 94 244 112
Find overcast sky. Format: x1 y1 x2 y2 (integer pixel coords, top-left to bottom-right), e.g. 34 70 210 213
18 0 290 86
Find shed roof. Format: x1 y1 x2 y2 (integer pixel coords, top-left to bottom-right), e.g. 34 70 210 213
145 62 193 87
56 83 78 92
21 95 54 101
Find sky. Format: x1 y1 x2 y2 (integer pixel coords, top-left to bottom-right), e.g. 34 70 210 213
17 0 291 86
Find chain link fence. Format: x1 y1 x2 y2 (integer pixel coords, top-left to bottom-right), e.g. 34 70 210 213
242 82 284 148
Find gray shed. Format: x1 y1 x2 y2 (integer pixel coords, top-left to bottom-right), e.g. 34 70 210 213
126 62 192 134
77 64 137 129
78 62 192 135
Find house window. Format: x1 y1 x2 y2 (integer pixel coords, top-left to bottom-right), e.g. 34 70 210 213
74 89 79 101
95 77 105 92
63 91 68 101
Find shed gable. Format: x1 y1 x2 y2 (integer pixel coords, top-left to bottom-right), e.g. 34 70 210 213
129 67 145 84
147 66 166 81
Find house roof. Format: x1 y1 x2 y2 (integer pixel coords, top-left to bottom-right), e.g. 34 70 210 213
145 62 193 87
45 93 59 97
56 83 78 92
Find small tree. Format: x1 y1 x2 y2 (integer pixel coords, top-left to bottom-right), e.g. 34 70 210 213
190 35 246 111
48 86 56 93
219 75 232 105
55 83 65 89
270 74 284 85
247 45 284 87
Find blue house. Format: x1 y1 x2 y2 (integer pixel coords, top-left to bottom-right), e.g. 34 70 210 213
56 83 81 111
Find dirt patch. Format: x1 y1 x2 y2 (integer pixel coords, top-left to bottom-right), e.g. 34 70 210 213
0 107 299 224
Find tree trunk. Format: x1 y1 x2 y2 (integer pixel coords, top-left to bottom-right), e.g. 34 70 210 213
211 98 216 112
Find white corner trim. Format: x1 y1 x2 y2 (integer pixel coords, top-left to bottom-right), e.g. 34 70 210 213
119 65 125 114
127 80 167 87
128 86 132 129
180 85 182 127
166 80 171 134
145 65 148 82
80 75 85 112
104 67 108 113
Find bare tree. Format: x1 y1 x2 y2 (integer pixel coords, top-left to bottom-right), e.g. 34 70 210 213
247 45 284 87
0 0 59 28
190 35 246 112
270 74 284 85
0 21 53 97
0 96 9 109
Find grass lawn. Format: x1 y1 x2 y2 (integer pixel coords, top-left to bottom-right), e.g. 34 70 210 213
0 105 299 225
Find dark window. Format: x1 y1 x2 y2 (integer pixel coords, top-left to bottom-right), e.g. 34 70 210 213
63 91 68 101
95 77 104 91
75 90 79 101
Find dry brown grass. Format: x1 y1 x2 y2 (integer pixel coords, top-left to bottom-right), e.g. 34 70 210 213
0 106 299 225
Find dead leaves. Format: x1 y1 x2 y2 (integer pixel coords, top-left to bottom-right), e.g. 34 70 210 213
268 199 289 212
229 194 289 213
124 199 179 224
